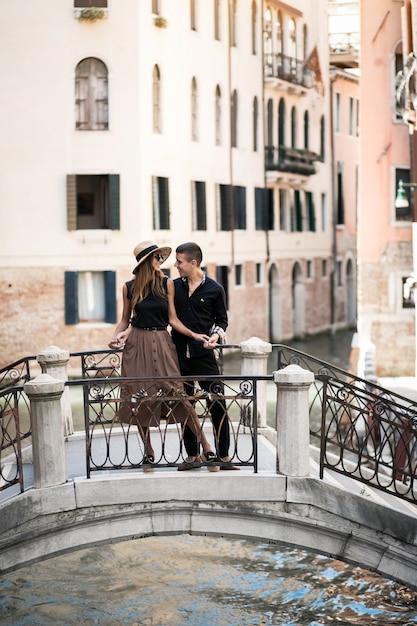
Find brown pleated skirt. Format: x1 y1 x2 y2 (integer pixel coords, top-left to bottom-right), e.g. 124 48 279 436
117 327 195 427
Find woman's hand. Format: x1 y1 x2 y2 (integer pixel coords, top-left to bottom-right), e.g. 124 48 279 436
108 329 129 349
203 333 219 349
192 332 210 344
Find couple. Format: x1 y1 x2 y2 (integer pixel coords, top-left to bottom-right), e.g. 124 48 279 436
109 240 237 472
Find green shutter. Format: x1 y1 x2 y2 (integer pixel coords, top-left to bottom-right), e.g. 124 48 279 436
64 271 79 325
159 177 170 229
220 184 231 230
104 271 117 323
109 175 120 230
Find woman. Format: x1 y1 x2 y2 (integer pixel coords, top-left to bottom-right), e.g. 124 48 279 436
109 241 218 472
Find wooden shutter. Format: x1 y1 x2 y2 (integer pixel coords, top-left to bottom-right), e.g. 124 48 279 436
233 186 246 229
67 175 77 231
219 184 231 230
108 175 120 230
104 271 117 323
158 177 170 230
65 271 79 325
195 181 207 230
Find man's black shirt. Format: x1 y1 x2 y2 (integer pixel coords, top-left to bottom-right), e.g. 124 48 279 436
172 275 228 358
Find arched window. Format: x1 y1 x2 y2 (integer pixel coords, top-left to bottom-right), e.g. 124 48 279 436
214 0 220 40
75 58 108 130
267 98 273 147
231 0 237 46
264 7 273 75
152 65 161 133
304 110 309 149
251 1 257 55
231 89 238 147
320 114 325 160
191 77 198 141
253 96 258 151
190 0 197 30
278 98 285 147
215 85 222 145
291 106 297 147
276 10 283 56
303 24 308 59
289 18 297 77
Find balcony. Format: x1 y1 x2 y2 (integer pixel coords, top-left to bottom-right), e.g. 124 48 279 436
264 53 314 91
265 145 319 177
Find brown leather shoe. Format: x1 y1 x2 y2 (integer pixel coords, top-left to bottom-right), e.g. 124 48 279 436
177 456 202 471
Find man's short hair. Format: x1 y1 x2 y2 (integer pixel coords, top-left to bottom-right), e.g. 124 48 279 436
176 242 203 265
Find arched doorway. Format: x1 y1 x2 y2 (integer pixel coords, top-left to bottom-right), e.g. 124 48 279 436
268 264 281 342
292 262 305 337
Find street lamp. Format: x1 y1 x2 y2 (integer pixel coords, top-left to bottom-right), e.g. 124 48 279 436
395 179 417 210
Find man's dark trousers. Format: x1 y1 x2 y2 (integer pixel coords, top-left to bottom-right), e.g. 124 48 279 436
178 352 230 459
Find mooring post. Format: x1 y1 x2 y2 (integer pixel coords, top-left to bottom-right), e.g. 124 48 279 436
37 345 73 436
240 337 272 428
274 364 314 476
24 374 67 488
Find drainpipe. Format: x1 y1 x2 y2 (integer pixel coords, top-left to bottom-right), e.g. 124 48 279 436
228 0 235 267
329 70 337 331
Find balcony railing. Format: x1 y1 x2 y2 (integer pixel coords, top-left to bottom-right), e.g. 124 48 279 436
265 145 319 176
264 53 314 89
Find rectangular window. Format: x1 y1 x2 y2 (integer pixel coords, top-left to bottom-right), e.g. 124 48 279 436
235 264 243 286
337 260 343 286
294 190 303 232
152 176 170 229
233 185 246 229
305 191 316 232
337 163 344 225
255 263 262 284
321 193 327 232
152 0 160 15
255 187 274 230
218 184 246 230
335 92 341 133
64 270 116 324
322 259 327 277
349 97 354 135
216 265 229 309
403 276 416 308
279 189 288 231
190 0 197 30
67 174 120 230
306 260 313 279
191 181 207 230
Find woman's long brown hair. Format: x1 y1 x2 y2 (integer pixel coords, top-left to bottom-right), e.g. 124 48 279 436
131 255 167 312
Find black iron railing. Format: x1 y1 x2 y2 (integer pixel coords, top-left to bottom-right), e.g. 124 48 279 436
1 345 416 506
264 52 314 88
66 373 260 477
319 376 417 503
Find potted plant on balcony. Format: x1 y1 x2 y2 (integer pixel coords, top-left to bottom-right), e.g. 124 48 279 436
154 16 168 28
78 7 106 22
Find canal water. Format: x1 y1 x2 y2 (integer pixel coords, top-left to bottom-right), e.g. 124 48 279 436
1 329 417 625
1 535 417 625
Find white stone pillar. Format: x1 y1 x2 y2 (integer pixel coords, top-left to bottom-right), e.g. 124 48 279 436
274 364 314 477
37 345 73 436
240 337 272 428
24 374 67 488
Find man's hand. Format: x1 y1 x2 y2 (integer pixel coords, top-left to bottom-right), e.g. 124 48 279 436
203 333 219 349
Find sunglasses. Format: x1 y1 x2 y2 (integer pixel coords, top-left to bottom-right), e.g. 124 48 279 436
153 254 164 262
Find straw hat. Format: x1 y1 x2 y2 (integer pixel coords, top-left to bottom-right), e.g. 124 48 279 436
132 241 172 274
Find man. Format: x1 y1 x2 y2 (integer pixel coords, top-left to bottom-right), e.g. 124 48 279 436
172 242 239 469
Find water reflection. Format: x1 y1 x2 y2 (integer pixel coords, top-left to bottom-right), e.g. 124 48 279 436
1 535 416 625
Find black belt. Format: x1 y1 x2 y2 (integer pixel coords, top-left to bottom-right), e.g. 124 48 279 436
139 327 167 332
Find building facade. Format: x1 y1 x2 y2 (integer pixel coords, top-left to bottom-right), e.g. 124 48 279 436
1 0 343 368
358 0 415 376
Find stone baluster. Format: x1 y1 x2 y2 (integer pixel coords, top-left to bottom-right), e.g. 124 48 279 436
23 374 67 488
274 364 314 477
240 337 272 429
37 345 73 436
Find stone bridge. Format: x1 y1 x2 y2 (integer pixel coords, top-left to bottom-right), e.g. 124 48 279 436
0 348 417 590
